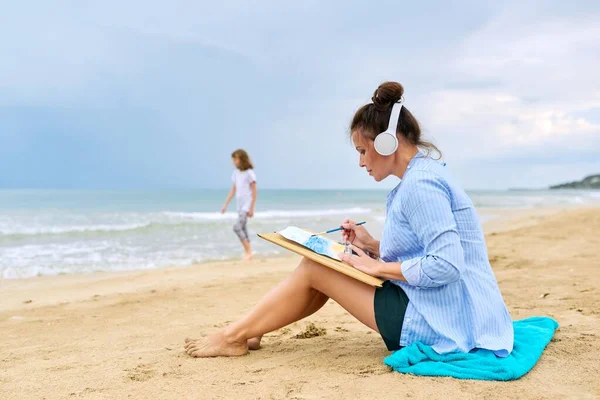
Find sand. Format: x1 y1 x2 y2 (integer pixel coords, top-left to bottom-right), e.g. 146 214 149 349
1 207 599 399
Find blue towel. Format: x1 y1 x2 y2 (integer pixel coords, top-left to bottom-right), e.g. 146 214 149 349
384 316 558 381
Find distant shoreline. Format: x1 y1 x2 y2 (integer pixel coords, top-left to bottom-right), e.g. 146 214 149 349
549 174 600 190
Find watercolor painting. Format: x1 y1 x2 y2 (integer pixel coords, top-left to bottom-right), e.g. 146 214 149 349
278 226 346 261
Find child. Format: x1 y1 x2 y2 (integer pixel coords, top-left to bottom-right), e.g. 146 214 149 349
221 149 257 260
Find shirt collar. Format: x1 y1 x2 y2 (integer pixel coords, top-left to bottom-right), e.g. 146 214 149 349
405 150 424 172
386 150 424 200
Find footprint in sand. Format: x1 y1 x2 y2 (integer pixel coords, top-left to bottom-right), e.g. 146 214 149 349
125 364 157 382
294 323 327 339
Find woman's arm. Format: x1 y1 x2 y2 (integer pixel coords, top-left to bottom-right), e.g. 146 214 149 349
339 245 405 281
399 172 464 288
364 238 381 259
341 172 464 286
341 221 380 258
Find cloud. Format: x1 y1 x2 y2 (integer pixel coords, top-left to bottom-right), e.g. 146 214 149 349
414 4 600 187
0 1 599 189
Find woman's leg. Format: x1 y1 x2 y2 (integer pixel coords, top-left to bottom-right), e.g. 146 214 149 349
247 291 329 350
184 257 378 357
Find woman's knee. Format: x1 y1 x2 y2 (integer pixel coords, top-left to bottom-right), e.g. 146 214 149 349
295 257 327 285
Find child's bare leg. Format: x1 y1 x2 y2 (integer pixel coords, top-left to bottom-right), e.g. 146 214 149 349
233 213 252 260
242 240 253 260
184 258 377 357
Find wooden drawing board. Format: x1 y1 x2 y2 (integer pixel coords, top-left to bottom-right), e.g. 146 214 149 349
258 232 383 287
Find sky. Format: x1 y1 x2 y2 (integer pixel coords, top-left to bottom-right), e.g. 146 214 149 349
1 0 599 190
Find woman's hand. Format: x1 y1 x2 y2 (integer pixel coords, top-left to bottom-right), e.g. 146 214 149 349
341 219 375 250
248 207 255 218
338 245 383 278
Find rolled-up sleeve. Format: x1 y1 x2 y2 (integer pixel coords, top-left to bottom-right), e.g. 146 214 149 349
400 172 464 288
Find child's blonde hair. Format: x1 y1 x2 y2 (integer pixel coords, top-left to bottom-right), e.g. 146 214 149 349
231 149 254 171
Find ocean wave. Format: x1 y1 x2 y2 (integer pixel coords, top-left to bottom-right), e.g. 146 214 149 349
0 207 373 238
587 191 600 199
164 207 372 220
0 223 150 237
0 246 284 279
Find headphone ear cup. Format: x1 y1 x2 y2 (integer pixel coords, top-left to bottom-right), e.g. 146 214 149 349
374 133 398 156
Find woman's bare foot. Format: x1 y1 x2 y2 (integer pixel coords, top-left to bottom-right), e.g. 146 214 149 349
184 331 248 358
244 252 253 261
247 335 263 350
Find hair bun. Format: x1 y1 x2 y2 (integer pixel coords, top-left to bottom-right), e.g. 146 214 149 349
371 81 404 111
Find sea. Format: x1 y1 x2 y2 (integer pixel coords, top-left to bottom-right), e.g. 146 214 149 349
1 188 599 279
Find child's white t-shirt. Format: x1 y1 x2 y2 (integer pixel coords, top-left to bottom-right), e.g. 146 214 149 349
232 169 257 213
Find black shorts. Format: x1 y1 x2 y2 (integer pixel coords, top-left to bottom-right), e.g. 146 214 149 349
374 280 410 351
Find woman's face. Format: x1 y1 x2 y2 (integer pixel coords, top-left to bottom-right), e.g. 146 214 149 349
351 131 392 182
232 157 241 168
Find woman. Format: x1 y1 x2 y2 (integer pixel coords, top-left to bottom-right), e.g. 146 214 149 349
185 81 514 358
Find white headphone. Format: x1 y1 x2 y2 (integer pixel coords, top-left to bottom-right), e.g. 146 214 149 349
374 96 404 156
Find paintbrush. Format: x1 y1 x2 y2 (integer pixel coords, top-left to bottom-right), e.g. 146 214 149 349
310 221 366 237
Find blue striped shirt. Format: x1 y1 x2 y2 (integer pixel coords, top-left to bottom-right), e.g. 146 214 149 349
380 152 514 356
